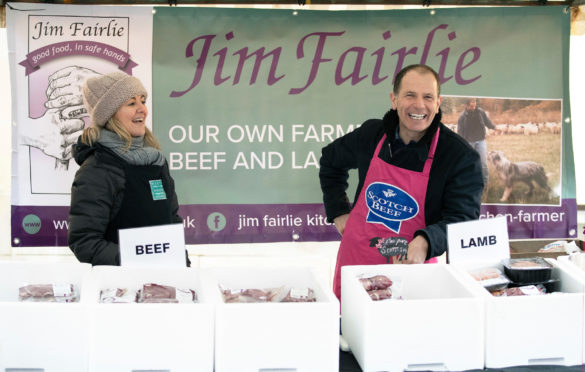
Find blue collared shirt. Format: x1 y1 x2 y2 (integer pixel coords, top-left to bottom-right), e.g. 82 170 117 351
390 126 419 155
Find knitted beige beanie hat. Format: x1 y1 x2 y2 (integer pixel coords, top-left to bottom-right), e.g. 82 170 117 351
82 71 148 127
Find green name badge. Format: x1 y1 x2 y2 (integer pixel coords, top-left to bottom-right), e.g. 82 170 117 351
149 179 167 201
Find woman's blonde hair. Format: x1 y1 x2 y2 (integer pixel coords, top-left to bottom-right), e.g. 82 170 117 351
81 117 161 151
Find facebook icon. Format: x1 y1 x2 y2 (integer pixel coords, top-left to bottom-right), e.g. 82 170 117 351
207 212 226 232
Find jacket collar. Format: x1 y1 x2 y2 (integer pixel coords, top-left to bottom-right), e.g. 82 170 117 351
382 108 442 160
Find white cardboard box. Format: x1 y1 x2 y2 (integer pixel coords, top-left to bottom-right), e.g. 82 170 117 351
209 266 340 372
0 261 92 372
452 258 585 368
341 264 485 372
557 253 585 278
85 266 214 372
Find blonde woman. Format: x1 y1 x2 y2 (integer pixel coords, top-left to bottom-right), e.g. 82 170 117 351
68 71 189 266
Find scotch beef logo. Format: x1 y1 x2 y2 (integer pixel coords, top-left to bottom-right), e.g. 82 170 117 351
365 182 419 233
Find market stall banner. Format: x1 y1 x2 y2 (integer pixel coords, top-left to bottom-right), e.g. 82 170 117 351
8 3 154 246
9 4 576 246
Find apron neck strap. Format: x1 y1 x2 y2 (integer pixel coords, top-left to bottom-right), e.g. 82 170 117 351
375 134 388 157
423 126 440 175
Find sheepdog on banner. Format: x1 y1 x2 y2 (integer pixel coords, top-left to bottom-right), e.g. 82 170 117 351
487 150 552 202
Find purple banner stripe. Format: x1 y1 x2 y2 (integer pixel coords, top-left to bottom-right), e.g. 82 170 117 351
480 199 578 239
11 199 577 247
178 203 338 244
10 204 338 247
19 41 137 76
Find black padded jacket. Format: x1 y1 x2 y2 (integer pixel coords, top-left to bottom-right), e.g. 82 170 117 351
68 139 182 265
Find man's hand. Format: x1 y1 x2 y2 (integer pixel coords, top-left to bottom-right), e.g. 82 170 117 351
395 235 429 264
333 213 350 236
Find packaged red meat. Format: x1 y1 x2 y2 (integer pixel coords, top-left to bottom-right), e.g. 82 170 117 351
220 285 284 303
368 288 392 301
493 284 546 297
489 289 505 297
469 267 501 281
510 260 546 268
141 297 180 303
358 274 402 301
281 288 317 303
468 267 510 292
359 275 392 291
140 283 175 300
175 288 198 303
18 283 78 303
502 258 552 284
100 288 139 303
138 283 197 303
508 279 559 293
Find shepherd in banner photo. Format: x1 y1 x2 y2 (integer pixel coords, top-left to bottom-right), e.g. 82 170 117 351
444 96 561 205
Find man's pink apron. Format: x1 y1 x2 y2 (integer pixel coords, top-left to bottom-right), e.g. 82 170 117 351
333 129 440 299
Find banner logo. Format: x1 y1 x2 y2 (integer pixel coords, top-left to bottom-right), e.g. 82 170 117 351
365 182 419 233
207 212 226 231
22 214 42 234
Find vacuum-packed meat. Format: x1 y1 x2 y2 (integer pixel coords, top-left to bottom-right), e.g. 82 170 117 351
281 288 316 302
100 288 139 303
359 275 392 291
19 284 78 302
357 275 397 301
222 287 276 303
139 283 197 303
367 288 392 301
100 284 197 303
492 284 546 297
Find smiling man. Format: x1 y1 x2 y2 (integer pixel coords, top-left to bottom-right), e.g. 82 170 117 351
319 64 484 299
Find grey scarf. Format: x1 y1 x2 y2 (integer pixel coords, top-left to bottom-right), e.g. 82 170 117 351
98 129 165 166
